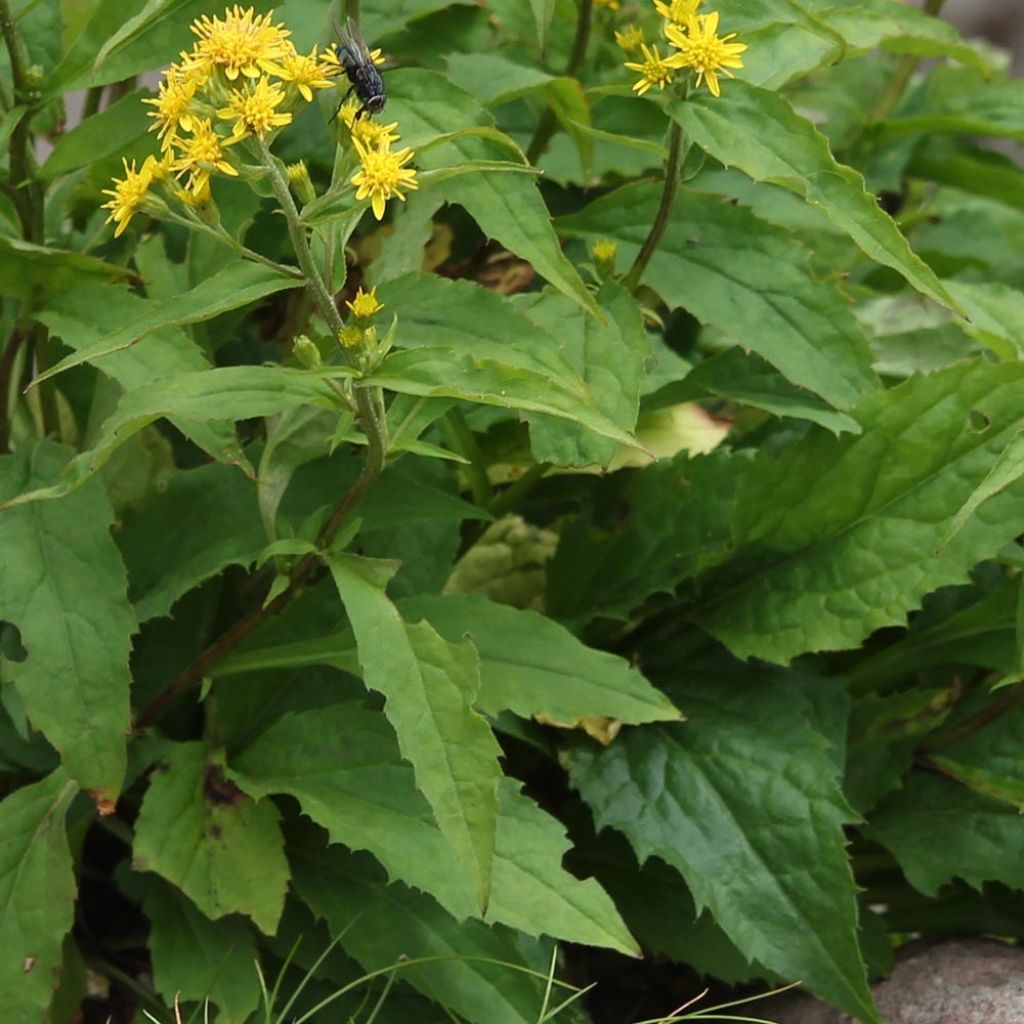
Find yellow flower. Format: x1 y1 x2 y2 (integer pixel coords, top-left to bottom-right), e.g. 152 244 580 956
102 156 158 237
654 0 702 24
143 65 199 148
277 45 337 102
624 42 684 96
350 137 418 221
614 25 645 53
338 325 364 348
339 97 400 147
217 76 292 142
666 12 747 97
170 117 239 198
594 0 620 9
592 239 618 265
187 4 291 81
347 286 383 320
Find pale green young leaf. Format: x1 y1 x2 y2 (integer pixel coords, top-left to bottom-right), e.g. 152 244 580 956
132 741 289 934
140 874 262 1024
528 0 556 54
566 669 879 1024
33 263 300 385
117 461 266 622
667 83 958 311
399 593 681 724
326 553 502 912
697 361 1024 662
0 769 78 1024
0 442 134 802
557 183 878 411
946 280 1024 359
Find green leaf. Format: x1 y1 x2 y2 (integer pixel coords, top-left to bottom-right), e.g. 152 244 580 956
132 741 288 934
520 281 647 466
558 183 878 411
365 347 637 449
946 279 1024 359
117 462 266 622
866 772 1024 895
33 263 300 385
8 366 350 507
399 593 681 724
326 553 502 912
40 88 151 179
139 874 262 1024
528 0 555 54
565 668 879 1024
0 770 78 1024
289 821 550 1024
385 68 600 318
667 82 958 311
878 77 1024 143
230 702 480 919
0 442 134 802
0 236 126 300
696 360 1024 662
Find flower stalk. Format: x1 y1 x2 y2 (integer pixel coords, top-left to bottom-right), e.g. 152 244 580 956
623 120 683 292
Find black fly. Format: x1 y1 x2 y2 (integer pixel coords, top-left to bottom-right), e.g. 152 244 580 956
333 16 386 119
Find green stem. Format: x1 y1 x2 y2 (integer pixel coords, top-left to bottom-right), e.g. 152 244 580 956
525 0 593 164
624 120 683 292
919 681 1024 753
81 84 104 119
868 0 947 123
131 137 389 733
0 326 26 453
444 407 493 507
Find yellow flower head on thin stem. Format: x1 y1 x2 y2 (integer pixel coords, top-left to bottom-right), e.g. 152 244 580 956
217 75 292 142
143 65 199 149
614 25 645 53
654 0 702 25
623 42 684 96
102 156 158 237
187 4 291 81
170 117 239 198
592 239 618 265
350 137 418 221
347 286 383 320
277 45 337 102
339 97 400 147
666 12 747 97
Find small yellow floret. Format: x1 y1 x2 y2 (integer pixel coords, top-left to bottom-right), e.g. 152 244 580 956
665 11 747 97
338 325 364 348
217 75 292 141
102 157 158 237
592 239 618 264
614 25 645 53
654 0 702 25
339 98 400 147
277 46 337 102
187 4 292 81
623 42 684 96
143 65 199 148
170 117 239 198
350 137 418 221
347 286 384 320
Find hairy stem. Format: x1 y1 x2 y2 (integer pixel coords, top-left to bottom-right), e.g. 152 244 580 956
624 120 683 292
0 327 27 453
525 0 593 165
132 138 388 732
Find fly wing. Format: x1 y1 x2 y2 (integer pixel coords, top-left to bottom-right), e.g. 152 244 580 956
341 15 373 61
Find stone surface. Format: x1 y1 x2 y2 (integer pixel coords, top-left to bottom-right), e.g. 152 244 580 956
762 940 1024 1024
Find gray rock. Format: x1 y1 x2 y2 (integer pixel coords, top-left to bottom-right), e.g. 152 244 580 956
762 940 1024 1024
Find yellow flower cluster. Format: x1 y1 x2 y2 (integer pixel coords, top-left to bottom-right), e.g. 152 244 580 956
104 5 337 235
623 1 746 98
342 103 418 221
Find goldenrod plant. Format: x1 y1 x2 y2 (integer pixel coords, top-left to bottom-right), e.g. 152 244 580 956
2 2 1024 1023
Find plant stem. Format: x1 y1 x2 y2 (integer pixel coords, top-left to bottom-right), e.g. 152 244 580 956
0 327 26 453
133 138 389 732
525 0 593 164
624 120 683 292
919 681 1024 753
868 0 947 123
